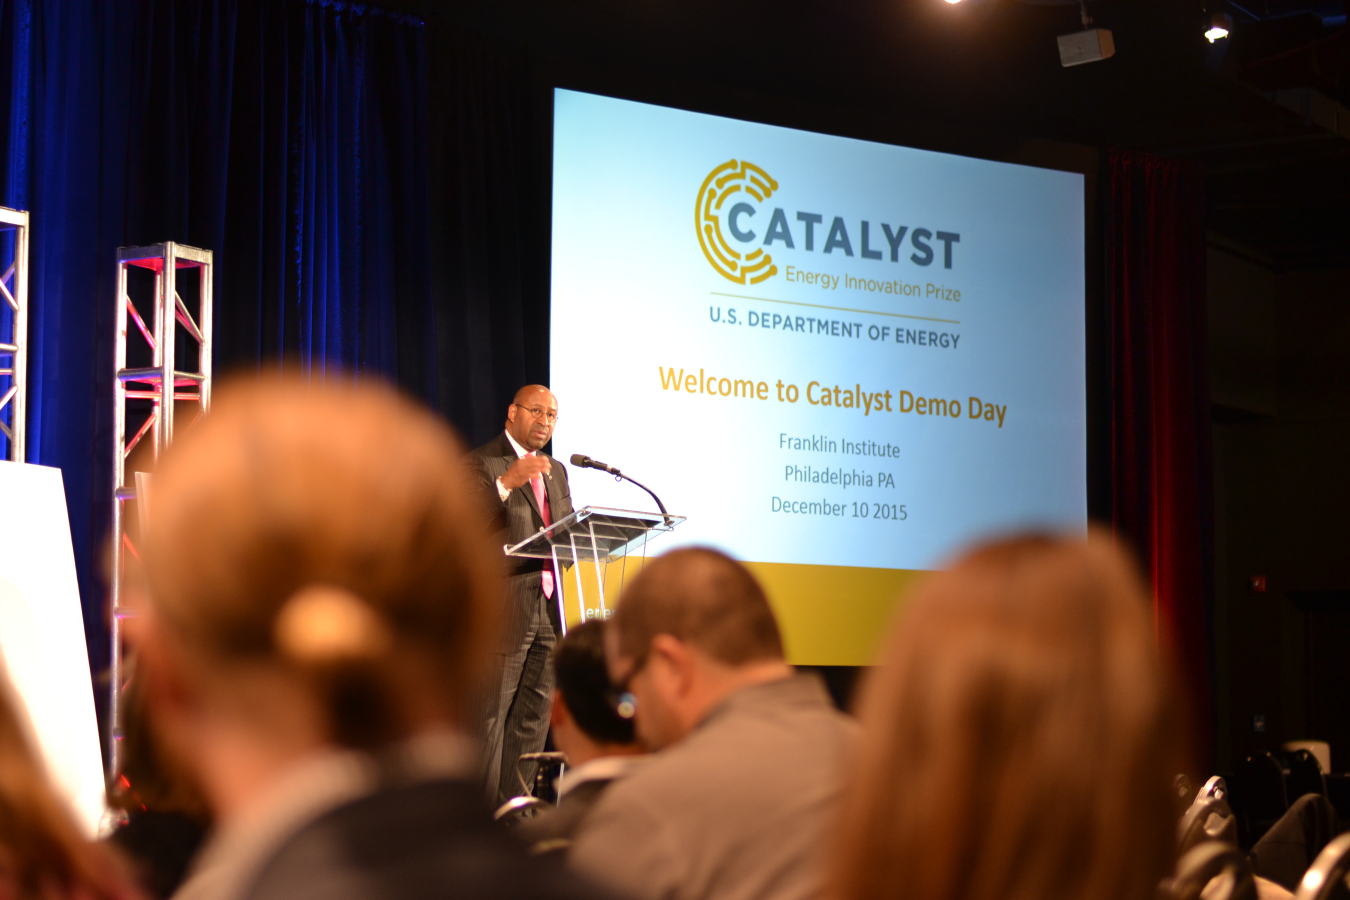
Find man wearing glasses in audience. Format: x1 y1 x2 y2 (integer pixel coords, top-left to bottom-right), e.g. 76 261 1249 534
468 385 574 805
569 548 855 900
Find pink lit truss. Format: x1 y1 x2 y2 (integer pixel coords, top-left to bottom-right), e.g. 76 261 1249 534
109 243 212 776
0 207 28 462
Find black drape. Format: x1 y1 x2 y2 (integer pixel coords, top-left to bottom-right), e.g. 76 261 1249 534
426 32 553 446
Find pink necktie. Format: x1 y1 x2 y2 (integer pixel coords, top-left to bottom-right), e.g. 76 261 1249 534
531 471 554 598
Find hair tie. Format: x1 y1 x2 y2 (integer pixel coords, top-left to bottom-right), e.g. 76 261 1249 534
274 585 391 664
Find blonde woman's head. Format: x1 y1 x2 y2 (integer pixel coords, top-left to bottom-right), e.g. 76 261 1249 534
134 374 501 802
831 533 1186 900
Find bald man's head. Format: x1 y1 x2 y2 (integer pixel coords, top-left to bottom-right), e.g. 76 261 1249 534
512 384 550 407
505 385 557 451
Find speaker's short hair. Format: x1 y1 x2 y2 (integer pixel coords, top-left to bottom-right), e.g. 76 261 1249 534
613 547 784 665
553 620 634 745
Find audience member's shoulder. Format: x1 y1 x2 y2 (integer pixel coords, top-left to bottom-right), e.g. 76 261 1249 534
572 758 681 842
792 675 857 738
704 673 856 742
246 780 623 900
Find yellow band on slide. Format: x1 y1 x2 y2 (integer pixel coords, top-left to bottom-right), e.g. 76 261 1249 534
745 561 926 665
560 559 927 666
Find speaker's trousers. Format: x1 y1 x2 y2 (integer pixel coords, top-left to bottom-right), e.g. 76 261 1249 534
482 590 557 806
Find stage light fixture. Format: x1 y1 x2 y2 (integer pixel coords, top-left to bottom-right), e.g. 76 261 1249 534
1205 12 1232 42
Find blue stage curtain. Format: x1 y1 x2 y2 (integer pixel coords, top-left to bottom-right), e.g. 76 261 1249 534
0 0 431 749
219 1 434 387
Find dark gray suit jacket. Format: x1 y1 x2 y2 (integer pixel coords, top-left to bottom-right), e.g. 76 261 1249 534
467 432 574 637
245 779 612 900
515 777 614 854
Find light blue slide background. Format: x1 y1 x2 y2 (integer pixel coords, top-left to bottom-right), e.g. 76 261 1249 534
550 88 1086 571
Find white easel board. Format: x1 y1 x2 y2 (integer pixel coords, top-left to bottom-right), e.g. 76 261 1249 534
0 461 106 835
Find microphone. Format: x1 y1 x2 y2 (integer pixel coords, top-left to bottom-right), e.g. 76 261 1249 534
569 453 671 525
570 453 620 475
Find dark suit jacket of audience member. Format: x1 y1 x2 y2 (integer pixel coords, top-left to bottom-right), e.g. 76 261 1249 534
108 811 207 899
467 432 574 636
517 777 614 854
244 779 610 900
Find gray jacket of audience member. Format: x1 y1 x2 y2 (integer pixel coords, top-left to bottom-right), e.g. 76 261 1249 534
568 673 856 900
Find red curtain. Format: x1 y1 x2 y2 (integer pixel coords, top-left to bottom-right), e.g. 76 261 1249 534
1102 150 1213 752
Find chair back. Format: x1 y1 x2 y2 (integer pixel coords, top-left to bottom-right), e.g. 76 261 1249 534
1284 748 1329 802
1294 832 1350 900
515 750 566 800
1235 752 1290 845
1201 775 1229 802
493 794 548 825
1176 774 1198 814
1178 794 1239 854
1284 741 1332 776
1167 841 1258 900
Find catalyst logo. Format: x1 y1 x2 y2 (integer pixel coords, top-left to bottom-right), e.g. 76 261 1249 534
696 158 963 285
696 160 779 285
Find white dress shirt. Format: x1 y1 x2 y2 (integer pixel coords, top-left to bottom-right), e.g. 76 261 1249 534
496 429 537 503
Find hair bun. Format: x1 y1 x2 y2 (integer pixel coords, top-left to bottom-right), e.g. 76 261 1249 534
274 585 391 665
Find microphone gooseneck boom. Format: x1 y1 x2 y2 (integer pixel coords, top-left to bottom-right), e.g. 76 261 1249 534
570 453 672 525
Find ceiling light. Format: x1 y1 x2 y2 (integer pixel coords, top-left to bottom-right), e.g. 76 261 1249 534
1205 12 1232 42
944 0 963 6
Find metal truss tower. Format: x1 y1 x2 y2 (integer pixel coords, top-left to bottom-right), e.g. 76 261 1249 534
109 243 212 774
0 208 29 462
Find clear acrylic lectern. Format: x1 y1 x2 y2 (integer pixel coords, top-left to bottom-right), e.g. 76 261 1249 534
504 506 685 634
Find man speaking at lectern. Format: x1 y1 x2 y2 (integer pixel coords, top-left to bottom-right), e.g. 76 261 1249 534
469 384 574 804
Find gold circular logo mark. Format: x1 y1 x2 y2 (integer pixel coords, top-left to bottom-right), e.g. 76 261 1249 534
696 160 779 285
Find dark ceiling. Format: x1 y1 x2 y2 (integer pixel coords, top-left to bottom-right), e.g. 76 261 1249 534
396 0 1350 270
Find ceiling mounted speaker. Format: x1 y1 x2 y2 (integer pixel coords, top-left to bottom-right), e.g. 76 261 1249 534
1058 28 1116 66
